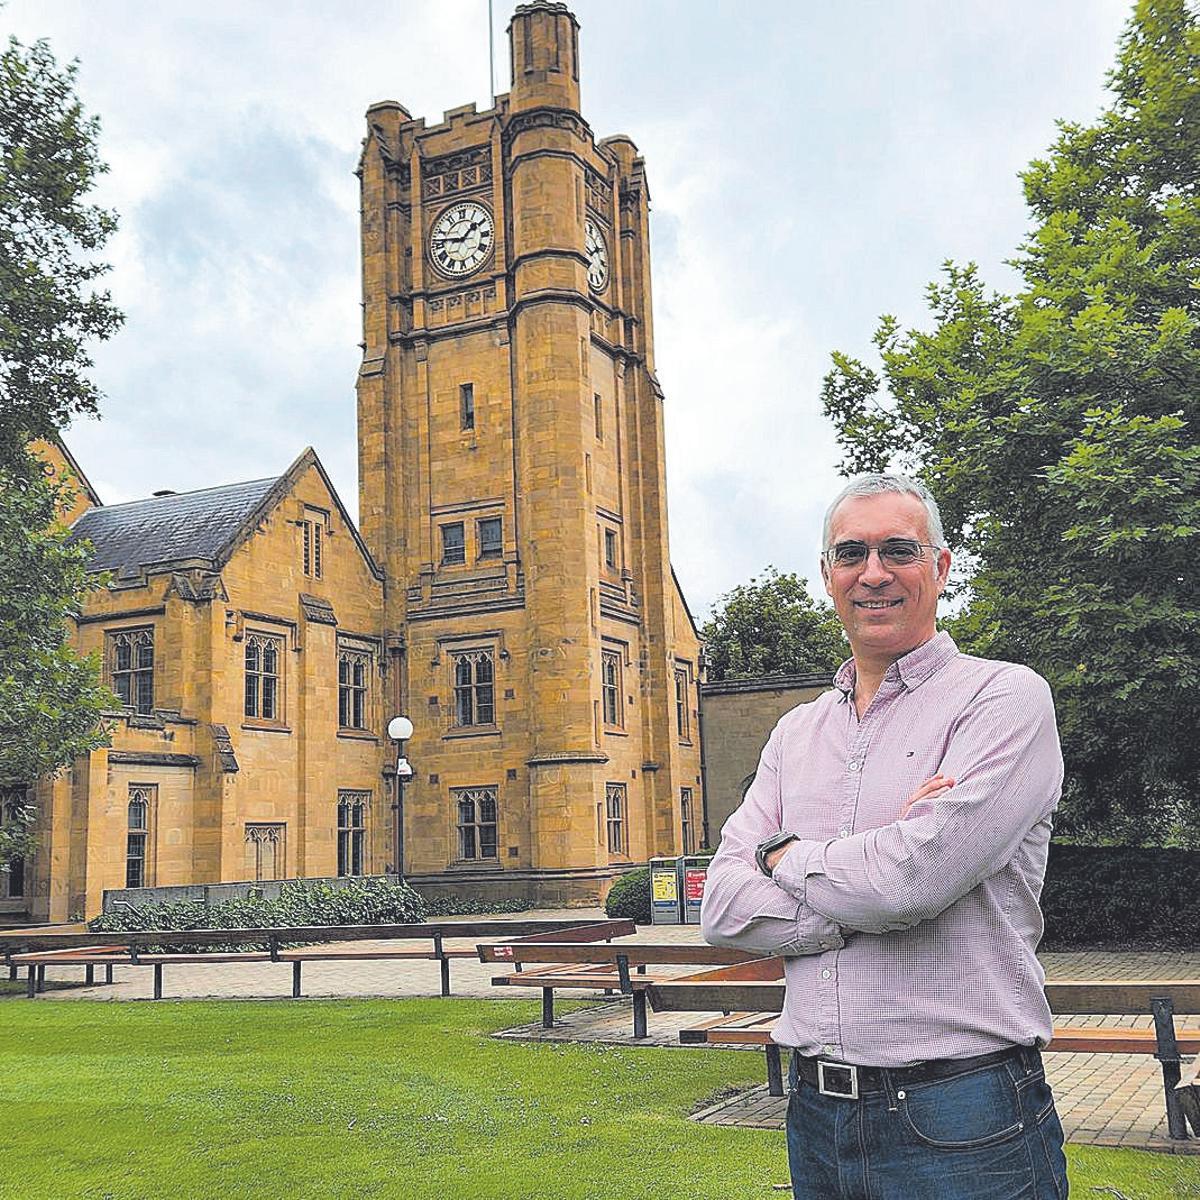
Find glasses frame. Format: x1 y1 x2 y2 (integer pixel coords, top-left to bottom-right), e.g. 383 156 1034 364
823 539 943 570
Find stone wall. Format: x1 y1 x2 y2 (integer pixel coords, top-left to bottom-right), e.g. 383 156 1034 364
700 674 833 843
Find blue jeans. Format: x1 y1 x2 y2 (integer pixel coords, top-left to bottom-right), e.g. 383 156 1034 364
785 1048 1068 1199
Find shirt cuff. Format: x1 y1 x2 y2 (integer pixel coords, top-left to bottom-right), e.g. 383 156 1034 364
770 839 845 955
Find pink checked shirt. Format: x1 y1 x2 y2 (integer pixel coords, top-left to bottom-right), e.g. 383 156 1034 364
701 631 1063 1067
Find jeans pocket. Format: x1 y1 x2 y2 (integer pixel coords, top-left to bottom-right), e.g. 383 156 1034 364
900 1064 1026 1150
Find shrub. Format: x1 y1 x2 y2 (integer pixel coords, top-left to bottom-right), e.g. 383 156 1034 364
419 895 530 917
1041 842 1199 949
605 867 651 924
88 878 427 949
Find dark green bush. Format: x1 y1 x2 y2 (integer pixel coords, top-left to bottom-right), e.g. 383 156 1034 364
605 867 651 924
1041 842 1198 949
88 878 427 949
418 895 530 917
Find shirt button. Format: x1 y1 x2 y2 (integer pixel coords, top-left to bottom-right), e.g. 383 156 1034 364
824 1044 837 1055
838 828 850 838
821 969 832 979
847 761 860 772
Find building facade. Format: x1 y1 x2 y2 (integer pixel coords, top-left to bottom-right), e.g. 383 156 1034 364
356 0 703 904
12 1 703 921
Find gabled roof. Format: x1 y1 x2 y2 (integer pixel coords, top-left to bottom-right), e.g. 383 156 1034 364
70 476 280 573
52 437 102 508
68 448 383 582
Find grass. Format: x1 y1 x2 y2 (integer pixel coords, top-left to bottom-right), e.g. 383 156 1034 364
0 998 1197 1199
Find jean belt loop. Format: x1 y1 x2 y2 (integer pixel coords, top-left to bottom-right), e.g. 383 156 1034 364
882 1068 899 1113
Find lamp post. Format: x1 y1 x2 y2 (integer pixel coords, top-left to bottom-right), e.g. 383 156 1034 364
387 715 414 879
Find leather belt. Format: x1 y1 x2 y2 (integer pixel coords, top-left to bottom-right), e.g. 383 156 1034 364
793 1044 1030 1100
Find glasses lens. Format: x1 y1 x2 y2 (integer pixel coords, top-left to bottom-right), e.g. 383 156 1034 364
831 542 868 567
879 539 924 566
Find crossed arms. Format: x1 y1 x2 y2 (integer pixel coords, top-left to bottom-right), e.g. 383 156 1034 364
699 668 1063 957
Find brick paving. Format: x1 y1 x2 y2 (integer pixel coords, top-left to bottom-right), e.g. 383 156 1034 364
12 912 1199 1154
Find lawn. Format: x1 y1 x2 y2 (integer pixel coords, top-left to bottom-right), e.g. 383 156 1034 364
0 998 1197 1199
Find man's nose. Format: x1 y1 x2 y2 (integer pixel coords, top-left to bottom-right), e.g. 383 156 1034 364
859 547 895 584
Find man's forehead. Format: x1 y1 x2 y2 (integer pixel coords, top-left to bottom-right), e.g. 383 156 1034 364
829 493 931 540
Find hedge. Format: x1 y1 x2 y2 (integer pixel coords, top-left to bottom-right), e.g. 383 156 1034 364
1041 842 1197 949
88 877 426 949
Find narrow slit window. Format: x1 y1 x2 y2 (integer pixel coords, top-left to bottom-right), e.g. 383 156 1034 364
460 383 475 431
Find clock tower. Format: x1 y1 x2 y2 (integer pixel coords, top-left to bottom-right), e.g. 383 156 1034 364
356 1 703 904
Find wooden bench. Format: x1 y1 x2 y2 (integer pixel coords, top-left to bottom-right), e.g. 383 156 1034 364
647 961 1200 1140
278 940 480 999
478 936 759 1036
2 918 633 1001
8 945 128 996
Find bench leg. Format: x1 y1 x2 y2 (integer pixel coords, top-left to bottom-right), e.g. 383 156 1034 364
105 964 113 985
8 961 16 981
153 963 163 1001
542 987 554 1029
1152 996 1188 1140
440 956 451 998
633 990 647 1040
85 964 95 985
293 961 303 998
26 965 35 999
766 1044 784 1098
36 964 46 993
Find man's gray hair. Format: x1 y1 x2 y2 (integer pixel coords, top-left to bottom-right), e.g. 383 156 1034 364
822 474 946 549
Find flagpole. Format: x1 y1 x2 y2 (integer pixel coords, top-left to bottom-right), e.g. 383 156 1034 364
488 0 496 106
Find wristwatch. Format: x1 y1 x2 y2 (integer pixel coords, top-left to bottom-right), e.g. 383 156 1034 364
755 831 797 876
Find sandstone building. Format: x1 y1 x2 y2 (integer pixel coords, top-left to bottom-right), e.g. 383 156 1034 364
12 1 703 920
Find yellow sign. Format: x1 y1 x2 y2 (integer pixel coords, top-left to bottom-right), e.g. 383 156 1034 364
652 870 678 902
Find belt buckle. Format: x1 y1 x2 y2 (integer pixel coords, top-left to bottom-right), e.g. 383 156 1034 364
817 1059 859 1099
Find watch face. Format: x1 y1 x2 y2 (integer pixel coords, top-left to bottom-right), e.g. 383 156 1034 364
429 202 494 278
585 218 609 293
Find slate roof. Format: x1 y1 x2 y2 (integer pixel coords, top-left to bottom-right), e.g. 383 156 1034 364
69 476 281 574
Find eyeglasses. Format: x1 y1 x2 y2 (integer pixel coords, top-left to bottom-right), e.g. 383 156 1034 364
824 539 941 570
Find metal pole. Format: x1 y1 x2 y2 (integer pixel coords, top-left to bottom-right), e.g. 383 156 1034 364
395 752 406 879
488 0 495 105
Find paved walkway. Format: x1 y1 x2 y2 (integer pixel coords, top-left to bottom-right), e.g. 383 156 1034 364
11 912 1199 1155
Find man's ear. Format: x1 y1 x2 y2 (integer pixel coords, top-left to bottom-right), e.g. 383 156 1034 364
935 547 952 594
820 557 832 597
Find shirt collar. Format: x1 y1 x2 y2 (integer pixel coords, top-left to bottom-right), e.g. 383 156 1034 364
833 629 959 699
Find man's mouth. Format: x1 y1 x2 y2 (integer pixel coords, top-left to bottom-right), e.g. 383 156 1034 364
853 599 903 609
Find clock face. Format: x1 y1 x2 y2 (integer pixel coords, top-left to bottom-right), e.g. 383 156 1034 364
585 218 609 293
429 202 494 278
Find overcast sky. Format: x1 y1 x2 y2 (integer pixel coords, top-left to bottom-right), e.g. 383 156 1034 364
8 1 1131 618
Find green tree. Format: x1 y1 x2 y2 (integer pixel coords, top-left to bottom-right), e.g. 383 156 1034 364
702 567 847 682
821 0 1200 844
0 34 121 865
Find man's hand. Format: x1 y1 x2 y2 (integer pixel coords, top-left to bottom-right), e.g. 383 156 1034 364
900 773 955 818
765 841 794 873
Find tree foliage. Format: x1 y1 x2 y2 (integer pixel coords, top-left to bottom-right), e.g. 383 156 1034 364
0 34 120 860
0 34 121 475
701 567 847 682
821 0 1200 844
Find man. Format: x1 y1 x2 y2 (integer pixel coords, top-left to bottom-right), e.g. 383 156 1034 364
701 474 1069 1200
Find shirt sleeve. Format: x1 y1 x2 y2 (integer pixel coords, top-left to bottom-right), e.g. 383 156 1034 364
770 666 1062 934
700 714 846 957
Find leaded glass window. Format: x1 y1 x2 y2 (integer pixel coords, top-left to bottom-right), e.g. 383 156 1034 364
606 783 627 856
455 787 498 860
452 649 494 726
244 632 283 721
110 628 154 714
337 791 369 877
126 785 154 889
601 649 622 727
338 648 370 730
